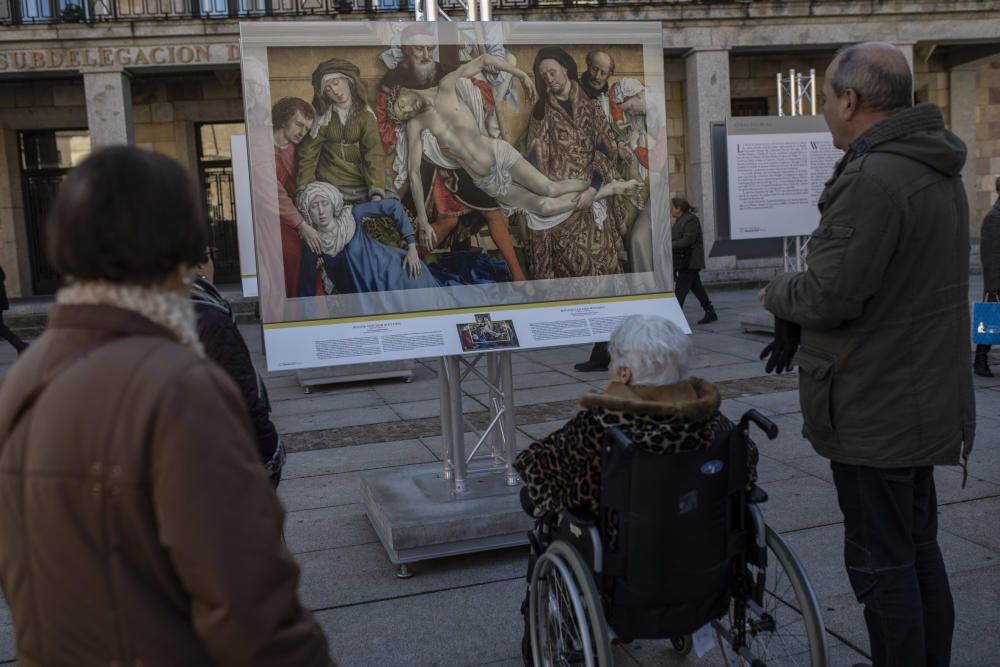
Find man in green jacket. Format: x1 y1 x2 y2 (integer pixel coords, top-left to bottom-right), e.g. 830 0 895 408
761 42 975 667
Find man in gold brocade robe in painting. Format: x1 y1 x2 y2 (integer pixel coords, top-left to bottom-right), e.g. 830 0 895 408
524 46 629 280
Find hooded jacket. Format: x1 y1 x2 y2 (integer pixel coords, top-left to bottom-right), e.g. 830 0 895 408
671 211 706 271
765 103 975 468
513 378 753 516
192 278 281 482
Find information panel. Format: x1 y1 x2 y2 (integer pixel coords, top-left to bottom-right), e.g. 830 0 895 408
726 115 843 240
240 21 681 370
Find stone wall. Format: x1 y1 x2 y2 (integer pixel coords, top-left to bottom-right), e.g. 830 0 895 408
0 78 87 297
975 57 1000 226
664 58 686 200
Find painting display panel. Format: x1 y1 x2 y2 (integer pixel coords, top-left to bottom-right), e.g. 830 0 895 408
241 21 681 370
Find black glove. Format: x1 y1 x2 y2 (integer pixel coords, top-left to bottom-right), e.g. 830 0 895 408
759 316 801 374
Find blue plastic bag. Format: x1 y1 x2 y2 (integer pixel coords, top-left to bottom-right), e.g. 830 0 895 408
972 302 1000 346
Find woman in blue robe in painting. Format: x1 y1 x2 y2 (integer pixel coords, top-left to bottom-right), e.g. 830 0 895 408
296 181 508 296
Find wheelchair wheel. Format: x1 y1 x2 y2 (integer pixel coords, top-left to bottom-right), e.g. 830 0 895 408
720 525 828 666
529 540 613 667
670 635 693 655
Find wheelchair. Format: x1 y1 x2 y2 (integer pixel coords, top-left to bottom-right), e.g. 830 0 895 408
524 409 828 667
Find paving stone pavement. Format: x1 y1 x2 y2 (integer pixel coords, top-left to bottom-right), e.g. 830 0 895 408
0 279 998 665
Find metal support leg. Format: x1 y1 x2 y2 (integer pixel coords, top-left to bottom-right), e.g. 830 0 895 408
500 352 518 486
438 357 453 480
447 355 467 493
488 354 502 463
396 563 414 579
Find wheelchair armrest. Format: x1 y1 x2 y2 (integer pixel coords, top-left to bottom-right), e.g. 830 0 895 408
554 508 604 575
562 507 598 528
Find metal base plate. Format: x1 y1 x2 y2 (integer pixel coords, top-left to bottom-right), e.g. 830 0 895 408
296 359 415 389
360 462 531 565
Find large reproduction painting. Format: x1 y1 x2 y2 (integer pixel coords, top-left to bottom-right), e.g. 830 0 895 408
240 21 684 370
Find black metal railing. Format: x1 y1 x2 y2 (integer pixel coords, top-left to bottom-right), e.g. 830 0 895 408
2 0 686 24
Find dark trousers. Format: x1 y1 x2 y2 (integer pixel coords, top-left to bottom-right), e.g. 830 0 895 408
0 312 26 353
674 269 712 310
831 462 954 667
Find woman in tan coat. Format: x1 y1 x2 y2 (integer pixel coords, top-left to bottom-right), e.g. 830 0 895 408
0 147 332 666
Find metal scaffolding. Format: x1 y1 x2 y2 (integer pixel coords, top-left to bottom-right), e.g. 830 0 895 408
775 67 816 272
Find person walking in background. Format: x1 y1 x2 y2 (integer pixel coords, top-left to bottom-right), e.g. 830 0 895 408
0 265 27 355
760 42 974 667
975 176 1000 377
0 147 332 665
671 196 717 324
192 246 285 486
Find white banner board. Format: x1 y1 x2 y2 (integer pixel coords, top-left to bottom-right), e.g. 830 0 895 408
264 293 685 370
727 116 843 240
240 21 682 370
230 134 258 297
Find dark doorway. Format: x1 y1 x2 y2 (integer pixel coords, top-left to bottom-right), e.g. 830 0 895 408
18 129 91 295
731 97 770 117
196 122 245 285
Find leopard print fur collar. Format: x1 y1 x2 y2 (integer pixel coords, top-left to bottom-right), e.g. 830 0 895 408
580 377 720 422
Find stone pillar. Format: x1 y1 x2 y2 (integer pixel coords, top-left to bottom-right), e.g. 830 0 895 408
895 42 915 75
83 71 134 147
683 48 731 269
949 68 978 241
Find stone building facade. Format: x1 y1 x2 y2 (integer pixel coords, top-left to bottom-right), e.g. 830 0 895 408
1 0 998 296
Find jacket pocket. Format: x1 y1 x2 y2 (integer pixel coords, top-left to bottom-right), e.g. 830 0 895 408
810 224 855 241
795 346 835 434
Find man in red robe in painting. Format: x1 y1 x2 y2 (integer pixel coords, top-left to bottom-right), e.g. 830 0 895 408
271 97 321 297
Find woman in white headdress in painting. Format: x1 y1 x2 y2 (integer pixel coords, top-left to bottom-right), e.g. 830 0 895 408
296 182 508 296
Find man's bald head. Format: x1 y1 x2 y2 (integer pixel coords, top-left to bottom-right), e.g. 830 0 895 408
829 42 913 112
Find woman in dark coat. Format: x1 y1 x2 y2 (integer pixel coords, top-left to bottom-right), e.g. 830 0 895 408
975 176 1000 377
0 265 27 354
192 247 284 485
671 196 716 324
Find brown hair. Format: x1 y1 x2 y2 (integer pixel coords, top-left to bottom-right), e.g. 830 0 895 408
47 146 206 286
671 196 697 214
271 97 315 130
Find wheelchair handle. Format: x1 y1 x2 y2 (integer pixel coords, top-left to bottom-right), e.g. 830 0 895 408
740 409 779 440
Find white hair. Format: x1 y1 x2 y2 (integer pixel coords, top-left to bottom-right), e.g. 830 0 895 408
609 315 690 386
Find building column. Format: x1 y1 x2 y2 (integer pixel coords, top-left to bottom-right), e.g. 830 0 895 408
895 42 915 75
683 48 731 269
83 70 134 147
949 67 978 240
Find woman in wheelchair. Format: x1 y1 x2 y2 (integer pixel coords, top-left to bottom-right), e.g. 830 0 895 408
515 315 828 667
514 314 757 518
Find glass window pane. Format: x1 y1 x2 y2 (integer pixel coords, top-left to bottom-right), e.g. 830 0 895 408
20 130 91 171
198 123 246 162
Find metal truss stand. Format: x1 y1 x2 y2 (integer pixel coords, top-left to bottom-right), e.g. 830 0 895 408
438 353 519 492
359 352 529 576
360 0 529 577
